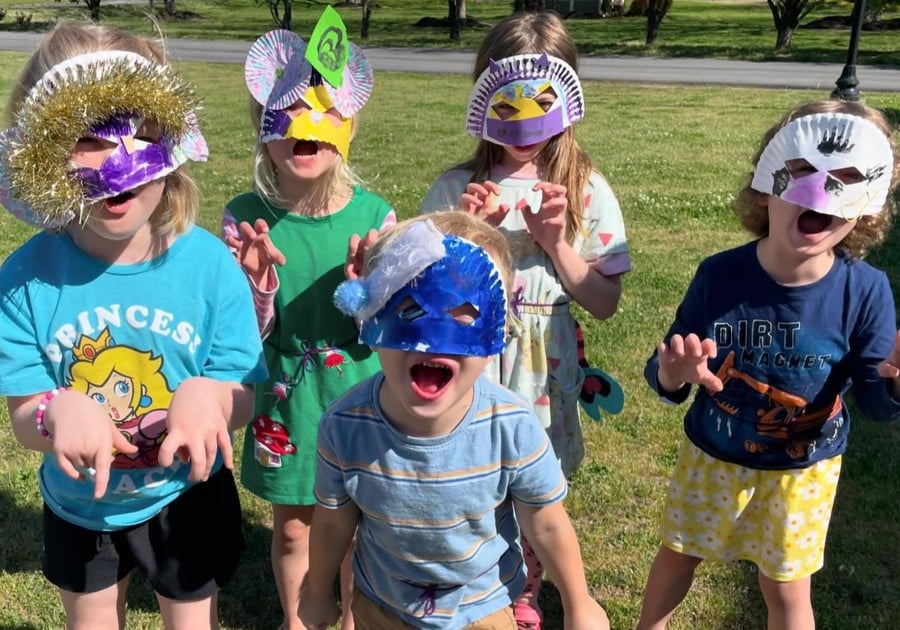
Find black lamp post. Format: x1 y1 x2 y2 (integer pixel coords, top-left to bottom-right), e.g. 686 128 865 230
831 0 868 101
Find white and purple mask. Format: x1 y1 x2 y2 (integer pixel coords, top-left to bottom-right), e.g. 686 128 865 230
751 112 893 219
333 221 508 357
0 50 206 229
69 114 195 202
466 53 584 146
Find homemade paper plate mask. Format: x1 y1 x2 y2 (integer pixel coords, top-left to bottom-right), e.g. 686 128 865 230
245 7 373 161
466 53 584 147
0 51 207 229
333 221 508 357
751 112 893 219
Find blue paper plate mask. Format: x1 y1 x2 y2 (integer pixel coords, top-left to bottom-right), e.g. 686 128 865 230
334 222 508 357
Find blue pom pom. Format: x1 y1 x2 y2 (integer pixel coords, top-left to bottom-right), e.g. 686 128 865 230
333 280 370 316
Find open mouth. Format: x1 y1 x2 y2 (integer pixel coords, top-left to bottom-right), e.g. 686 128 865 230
292 140 319 156
107 191 135 205
410 361 454 400
797 209 833 235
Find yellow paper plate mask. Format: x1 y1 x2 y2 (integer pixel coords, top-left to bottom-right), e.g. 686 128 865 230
245 11 373 161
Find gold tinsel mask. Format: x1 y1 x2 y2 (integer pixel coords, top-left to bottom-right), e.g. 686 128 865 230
0 50 207 229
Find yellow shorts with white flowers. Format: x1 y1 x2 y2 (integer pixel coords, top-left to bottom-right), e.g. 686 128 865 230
660 439 841 581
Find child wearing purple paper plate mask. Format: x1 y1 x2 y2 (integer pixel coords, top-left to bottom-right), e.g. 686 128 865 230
637 100 900 630
299 211 609 630
0 22 267 629
221 10 396 630
419 12 629 628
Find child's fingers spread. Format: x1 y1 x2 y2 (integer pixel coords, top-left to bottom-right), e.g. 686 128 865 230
876 361 900 378
218 431 234 470
460 193 484 210
55 455 82 481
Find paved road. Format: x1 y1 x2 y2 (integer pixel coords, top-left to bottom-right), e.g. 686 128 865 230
3 31 899 92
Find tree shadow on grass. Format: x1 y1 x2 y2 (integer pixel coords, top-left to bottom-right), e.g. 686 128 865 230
0 491 42 574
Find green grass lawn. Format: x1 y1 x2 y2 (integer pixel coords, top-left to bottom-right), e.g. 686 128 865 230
0 0 899 65
0 53 899 629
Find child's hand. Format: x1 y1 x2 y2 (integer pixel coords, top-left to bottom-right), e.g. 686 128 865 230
877 331 900 396
225 218 286 286
460 180 509 226
564 597 610 630
298 583 341 629
345 229 379 280
158 377 232 482
657 333 723 394
47 389 138 499
522 182 567 252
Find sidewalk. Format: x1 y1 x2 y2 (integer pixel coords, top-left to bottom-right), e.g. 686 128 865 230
2 31 899 92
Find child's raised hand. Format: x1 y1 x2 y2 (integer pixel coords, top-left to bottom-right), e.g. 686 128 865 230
345 229 379 280
522 181 568 252
657 333 723 394
225 218 286 286
158 377 232 482
47 389 139 499
877 330 900 385
460 180 509 226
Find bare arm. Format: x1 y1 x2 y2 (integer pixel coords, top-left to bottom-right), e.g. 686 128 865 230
515 501 609 630
547 243 622 320
300 503 360 629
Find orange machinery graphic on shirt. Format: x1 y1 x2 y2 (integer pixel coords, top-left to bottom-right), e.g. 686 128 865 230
710 351 841 460
67 329 174 469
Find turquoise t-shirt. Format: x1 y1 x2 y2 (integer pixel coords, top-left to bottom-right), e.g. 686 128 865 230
0 227 268 531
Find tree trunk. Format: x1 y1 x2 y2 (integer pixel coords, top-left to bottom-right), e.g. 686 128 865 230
86 0 101 21
459 0 466 19
646 0 660 44
163 0 174 16
267 0 291 29
448 0 461 40
361 0 372 38
775 25 793 51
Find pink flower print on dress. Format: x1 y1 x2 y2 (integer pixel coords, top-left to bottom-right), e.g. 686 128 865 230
323 349 350 375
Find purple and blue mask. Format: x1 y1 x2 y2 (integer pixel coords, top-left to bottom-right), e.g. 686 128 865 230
68 114 196 202
334 221 508 357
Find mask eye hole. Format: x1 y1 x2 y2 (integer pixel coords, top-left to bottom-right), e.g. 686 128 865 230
785 158 817 178
395 297 426 322
447 303 480 326
536 86 557 112
828 166 865 185
492 103 518 120
135 120 161 143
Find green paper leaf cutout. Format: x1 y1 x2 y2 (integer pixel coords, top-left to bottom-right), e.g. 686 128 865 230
305 5 348 87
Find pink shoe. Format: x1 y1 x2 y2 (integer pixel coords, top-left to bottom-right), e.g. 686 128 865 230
513 602 542 630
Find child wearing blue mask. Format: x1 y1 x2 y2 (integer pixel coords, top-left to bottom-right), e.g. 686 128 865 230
298 211 608 630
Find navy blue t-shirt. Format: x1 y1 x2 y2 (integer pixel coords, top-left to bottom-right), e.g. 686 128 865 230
646 241 900 469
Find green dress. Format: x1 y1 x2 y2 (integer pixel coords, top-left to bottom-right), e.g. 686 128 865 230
227 187 394 504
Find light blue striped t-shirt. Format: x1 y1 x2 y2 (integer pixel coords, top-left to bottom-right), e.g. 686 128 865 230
315 373 567 629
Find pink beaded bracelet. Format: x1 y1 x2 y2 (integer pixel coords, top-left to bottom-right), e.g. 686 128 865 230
35 387 65 439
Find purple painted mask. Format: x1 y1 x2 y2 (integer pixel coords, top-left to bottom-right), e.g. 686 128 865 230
68 114 190 202
466 54 584 146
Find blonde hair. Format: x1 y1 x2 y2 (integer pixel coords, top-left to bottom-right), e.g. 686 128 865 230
734 99 899 259
5 21 199 237
248 99 360 209
365 211 515 327
459 11 592 245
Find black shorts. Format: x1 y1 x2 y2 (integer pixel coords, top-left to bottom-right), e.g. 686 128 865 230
43 467 244 600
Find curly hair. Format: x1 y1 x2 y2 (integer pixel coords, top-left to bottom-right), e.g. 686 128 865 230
733 99 899 259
